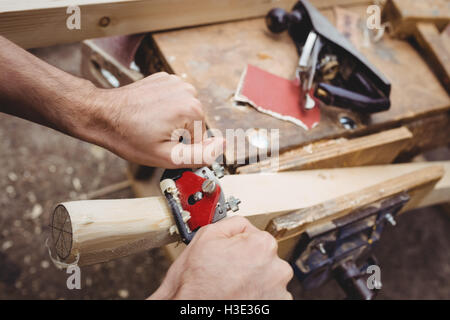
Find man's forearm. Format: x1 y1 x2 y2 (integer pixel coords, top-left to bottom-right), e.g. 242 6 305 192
0 35 223 168
0 36 105 142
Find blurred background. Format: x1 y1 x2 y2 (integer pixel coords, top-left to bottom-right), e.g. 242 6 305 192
0 43 449 299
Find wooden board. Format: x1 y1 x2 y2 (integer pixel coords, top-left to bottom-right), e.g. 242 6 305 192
382 0 450 38
0 0 371 49
81 39 143 88
267 165 443 241
53 162 450 265
149 5 450 163
0 0 295 49
415 23 450 93
236 126 413 173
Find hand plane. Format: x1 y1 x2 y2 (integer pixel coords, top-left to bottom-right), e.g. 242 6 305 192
266 0 391 114
160 164 241 244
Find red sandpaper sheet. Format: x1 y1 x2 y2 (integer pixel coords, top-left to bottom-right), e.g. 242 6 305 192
235 64 320 129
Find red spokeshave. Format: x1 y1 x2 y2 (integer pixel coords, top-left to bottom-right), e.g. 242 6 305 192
160 166 241 244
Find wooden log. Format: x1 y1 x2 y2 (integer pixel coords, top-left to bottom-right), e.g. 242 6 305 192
51 161 450 266
51 196 177 266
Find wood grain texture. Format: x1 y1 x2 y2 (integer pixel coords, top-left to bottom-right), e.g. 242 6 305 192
382 0 450 38
266 165 444 241
81 39 143 88
54 196 177 266
397 112 450 161
415 22 450 93
150 5 450 163
1 0 297 49
236 126 413 173
0 0 368 48
1 0 303 49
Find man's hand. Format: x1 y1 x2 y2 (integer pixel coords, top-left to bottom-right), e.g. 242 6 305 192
0 36 224 169
149 216 294 300
87 72 225 168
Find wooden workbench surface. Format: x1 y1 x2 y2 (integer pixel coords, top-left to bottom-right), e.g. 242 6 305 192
149 5 449 161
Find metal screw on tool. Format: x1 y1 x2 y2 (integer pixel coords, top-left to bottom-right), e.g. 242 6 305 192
193 192 203 201
339 116 357 130
384 213 397 226
318 243 327 255
226 196 241 212
202 179 216 194
212 162 225 178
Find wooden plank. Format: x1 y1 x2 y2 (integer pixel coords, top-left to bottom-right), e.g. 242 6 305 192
397 113 450 161
419 162 450 208
0 0 367 50
53 161 449 266
149 5 450 163
382 0 450 39
0 0 372 49
266 165 444 242
236 126 413 174
272 162 450 259
1 0 299 49
415 22 450 93
81 39 143 88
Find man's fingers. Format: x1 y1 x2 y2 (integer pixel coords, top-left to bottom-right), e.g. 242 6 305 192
185 118 207 144
162 137 225 168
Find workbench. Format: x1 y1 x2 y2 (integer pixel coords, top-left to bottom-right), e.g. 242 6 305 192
1 0 448 298
69 1 450 262
82 3 449 173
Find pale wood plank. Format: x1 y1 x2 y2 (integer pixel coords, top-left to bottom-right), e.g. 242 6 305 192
236 127 413 174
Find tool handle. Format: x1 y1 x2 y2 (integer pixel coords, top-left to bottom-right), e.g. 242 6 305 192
165 191 196 244
316 83 390 113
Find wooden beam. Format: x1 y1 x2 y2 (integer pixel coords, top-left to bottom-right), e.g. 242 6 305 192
81 39 143 88
1 0 373 49
51 161 450 266
414 22 450 94
266 165 443 242
274 162 450 259
419 162 450 208
382 0 450 93
236 127 413 174
382 0 450 39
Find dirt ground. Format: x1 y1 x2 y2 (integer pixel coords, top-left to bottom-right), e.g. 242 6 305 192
0 43 449 300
